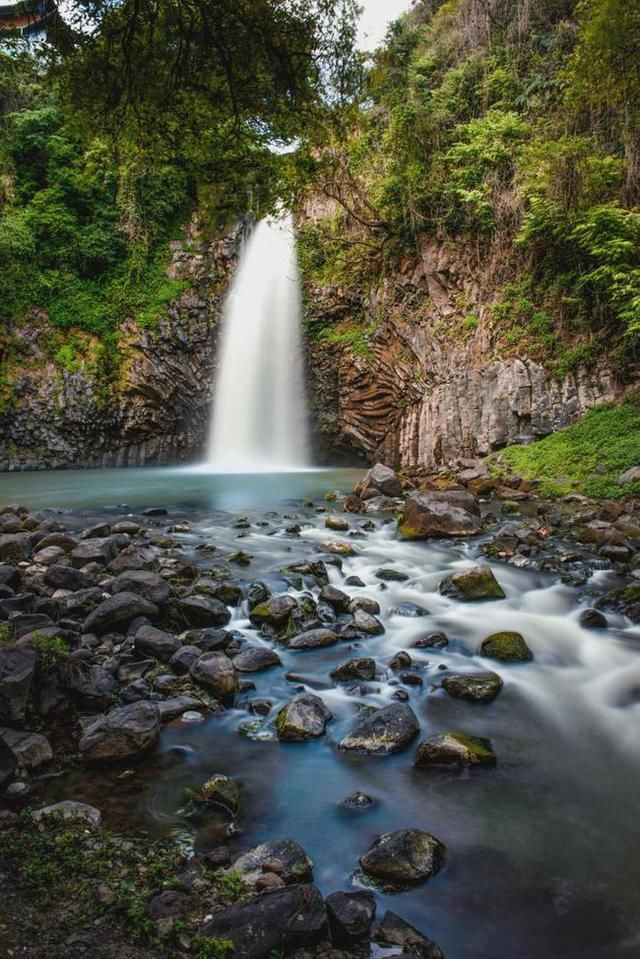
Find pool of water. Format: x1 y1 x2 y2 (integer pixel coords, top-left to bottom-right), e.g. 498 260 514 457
5 467 640 958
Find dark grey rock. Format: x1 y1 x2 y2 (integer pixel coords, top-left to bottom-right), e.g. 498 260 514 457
83 592 158 636
234 646 281 673
338 703 419 755
134 625 180 662
0 646 36 723
111 570 170 606
190 651 238 705
326 890 376 946
360 829 446 884
276 693 332 742
79 701 161 761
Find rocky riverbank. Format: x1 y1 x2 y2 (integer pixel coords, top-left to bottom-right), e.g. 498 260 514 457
1 466 639 958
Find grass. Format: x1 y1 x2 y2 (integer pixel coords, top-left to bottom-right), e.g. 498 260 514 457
494 398 640 499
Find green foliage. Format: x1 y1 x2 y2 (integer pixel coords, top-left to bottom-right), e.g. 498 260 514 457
191 936 236 959
208 870 246 904
496 399 640 499
33 632 70 672
0 623 14 642
317 323 375 359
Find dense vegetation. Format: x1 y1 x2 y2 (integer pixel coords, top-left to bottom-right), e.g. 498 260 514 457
301 0 640 375
495 397 640 499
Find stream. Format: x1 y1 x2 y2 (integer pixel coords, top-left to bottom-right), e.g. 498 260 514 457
2 466 640 958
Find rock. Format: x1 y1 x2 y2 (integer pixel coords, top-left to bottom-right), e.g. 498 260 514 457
319 584 351 612
79 701 161 761
169 645 202 675
442 672 503 703
348 596 381 615
175 595 231 628
213 582 243 606
44 565 93 592
0 534 31 563
322 541 357 557
352 609 385 636
389 651 412 670
479 631 533 662
83 592 158 636
32 801 101 827
325 890 376 946
415 632 448 649
373 910 444 959
233 646 281 673
111 570 171 606
325 515 350 532
0 736 17 788
202 884 327 959
375 568 409 582
190 651 238 705
59 659 117 711
249 595 298 626
579 608 608 629
340 791 374 810
331 658 376 682
0 646 36 723
71 537 119 568
398 490 482 539
338 703 419 755
439 565 505 601
390 602 430 617
109 546 157 573
156 696 203 722
288 628 339 650
134 625 181 662
619 466 640 485
147 889 193 920
360 829 446 885
230 838 314 885
247 582 271 609
193 774 241 814
276 693 332 742
355 464 403 498
0 565 21 591
255 872 285 891
597 584 640 622
58 587 102 619
0 728 52 768
415 732 496 768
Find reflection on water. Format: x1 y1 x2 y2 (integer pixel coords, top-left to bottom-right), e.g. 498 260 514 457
6 467 640 959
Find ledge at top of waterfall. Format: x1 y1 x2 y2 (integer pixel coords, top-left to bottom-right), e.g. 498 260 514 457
207 214 310 473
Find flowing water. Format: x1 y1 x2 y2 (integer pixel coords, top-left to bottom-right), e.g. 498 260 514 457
207 215 309 471
5 468 640 959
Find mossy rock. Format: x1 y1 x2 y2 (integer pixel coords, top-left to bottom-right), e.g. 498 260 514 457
479 631 533 663
439 565 505 601
193 774 241 814
442 672 503 703
414 732 496 768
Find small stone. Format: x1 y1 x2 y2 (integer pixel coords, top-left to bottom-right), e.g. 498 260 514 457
375 568 409 582
325 515 350 532
340 791 374 810
331 658 376 682
579 608 608 629
193 774 241 814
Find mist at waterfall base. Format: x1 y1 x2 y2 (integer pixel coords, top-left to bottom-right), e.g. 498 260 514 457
205 214 310 473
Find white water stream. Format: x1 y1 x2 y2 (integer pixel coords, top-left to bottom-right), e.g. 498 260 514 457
207 215 310 471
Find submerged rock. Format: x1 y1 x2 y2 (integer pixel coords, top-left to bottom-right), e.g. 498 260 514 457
360 828 446 884
193 773 240 814
202 884 327 959
479 631 533 662
442 672 503 703
338 703 419 755
32 800 101 827
331 658 376 682
352 608 385 636
398 490 482 540
375 568 409 582
276 693 332 742
439 565 505 601
373 910 445 959
415 732 496 768
79 701 160 761
415 631 449 649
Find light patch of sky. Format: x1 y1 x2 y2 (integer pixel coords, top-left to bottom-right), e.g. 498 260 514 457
357 0 413 51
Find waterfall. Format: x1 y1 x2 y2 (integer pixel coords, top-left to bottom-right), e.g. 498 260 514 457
207 214 310 471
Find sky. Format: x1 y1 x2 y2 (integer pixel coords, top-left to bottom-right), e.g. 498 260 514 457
357 0 413 50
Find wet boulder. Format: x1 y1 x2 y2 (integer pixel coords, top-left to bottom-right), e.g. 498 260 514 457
338 703 420 755
134 625 181 662
596 584 640 623
352 608 385 636
71 537 120 569
325 515 350 532
31 801 102 827
229 837 314 885
193 773 241 814
579 608 608 629
190 651 238 705
398 490 482 540
212 582 243 606
79 701 161 761
373 910 444 959
249 594 298 627
111 570 170 606
331 658 376 682
276 693 332 742
439 565 505 601
288 628 339 650
360 829 446 885
202 884 327 959
174 595 231 628
83 592 158 636
349 596 381 615
325 890 376 947
0 646 36 723
479 631 532 662
0 534 32 563
233 646 281 673
442 672 503 703
415 732 496 768
355 463 403 499
44 565 94 592
319 584 351 612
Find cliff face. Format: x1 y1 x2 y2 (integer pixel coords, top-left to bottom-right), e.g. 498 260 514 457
0 227 239 471
305 236 628 469
0 222 630 472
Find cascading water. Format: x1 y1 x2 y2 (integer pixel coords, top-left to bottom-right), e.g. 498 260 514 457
207 214 310 471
